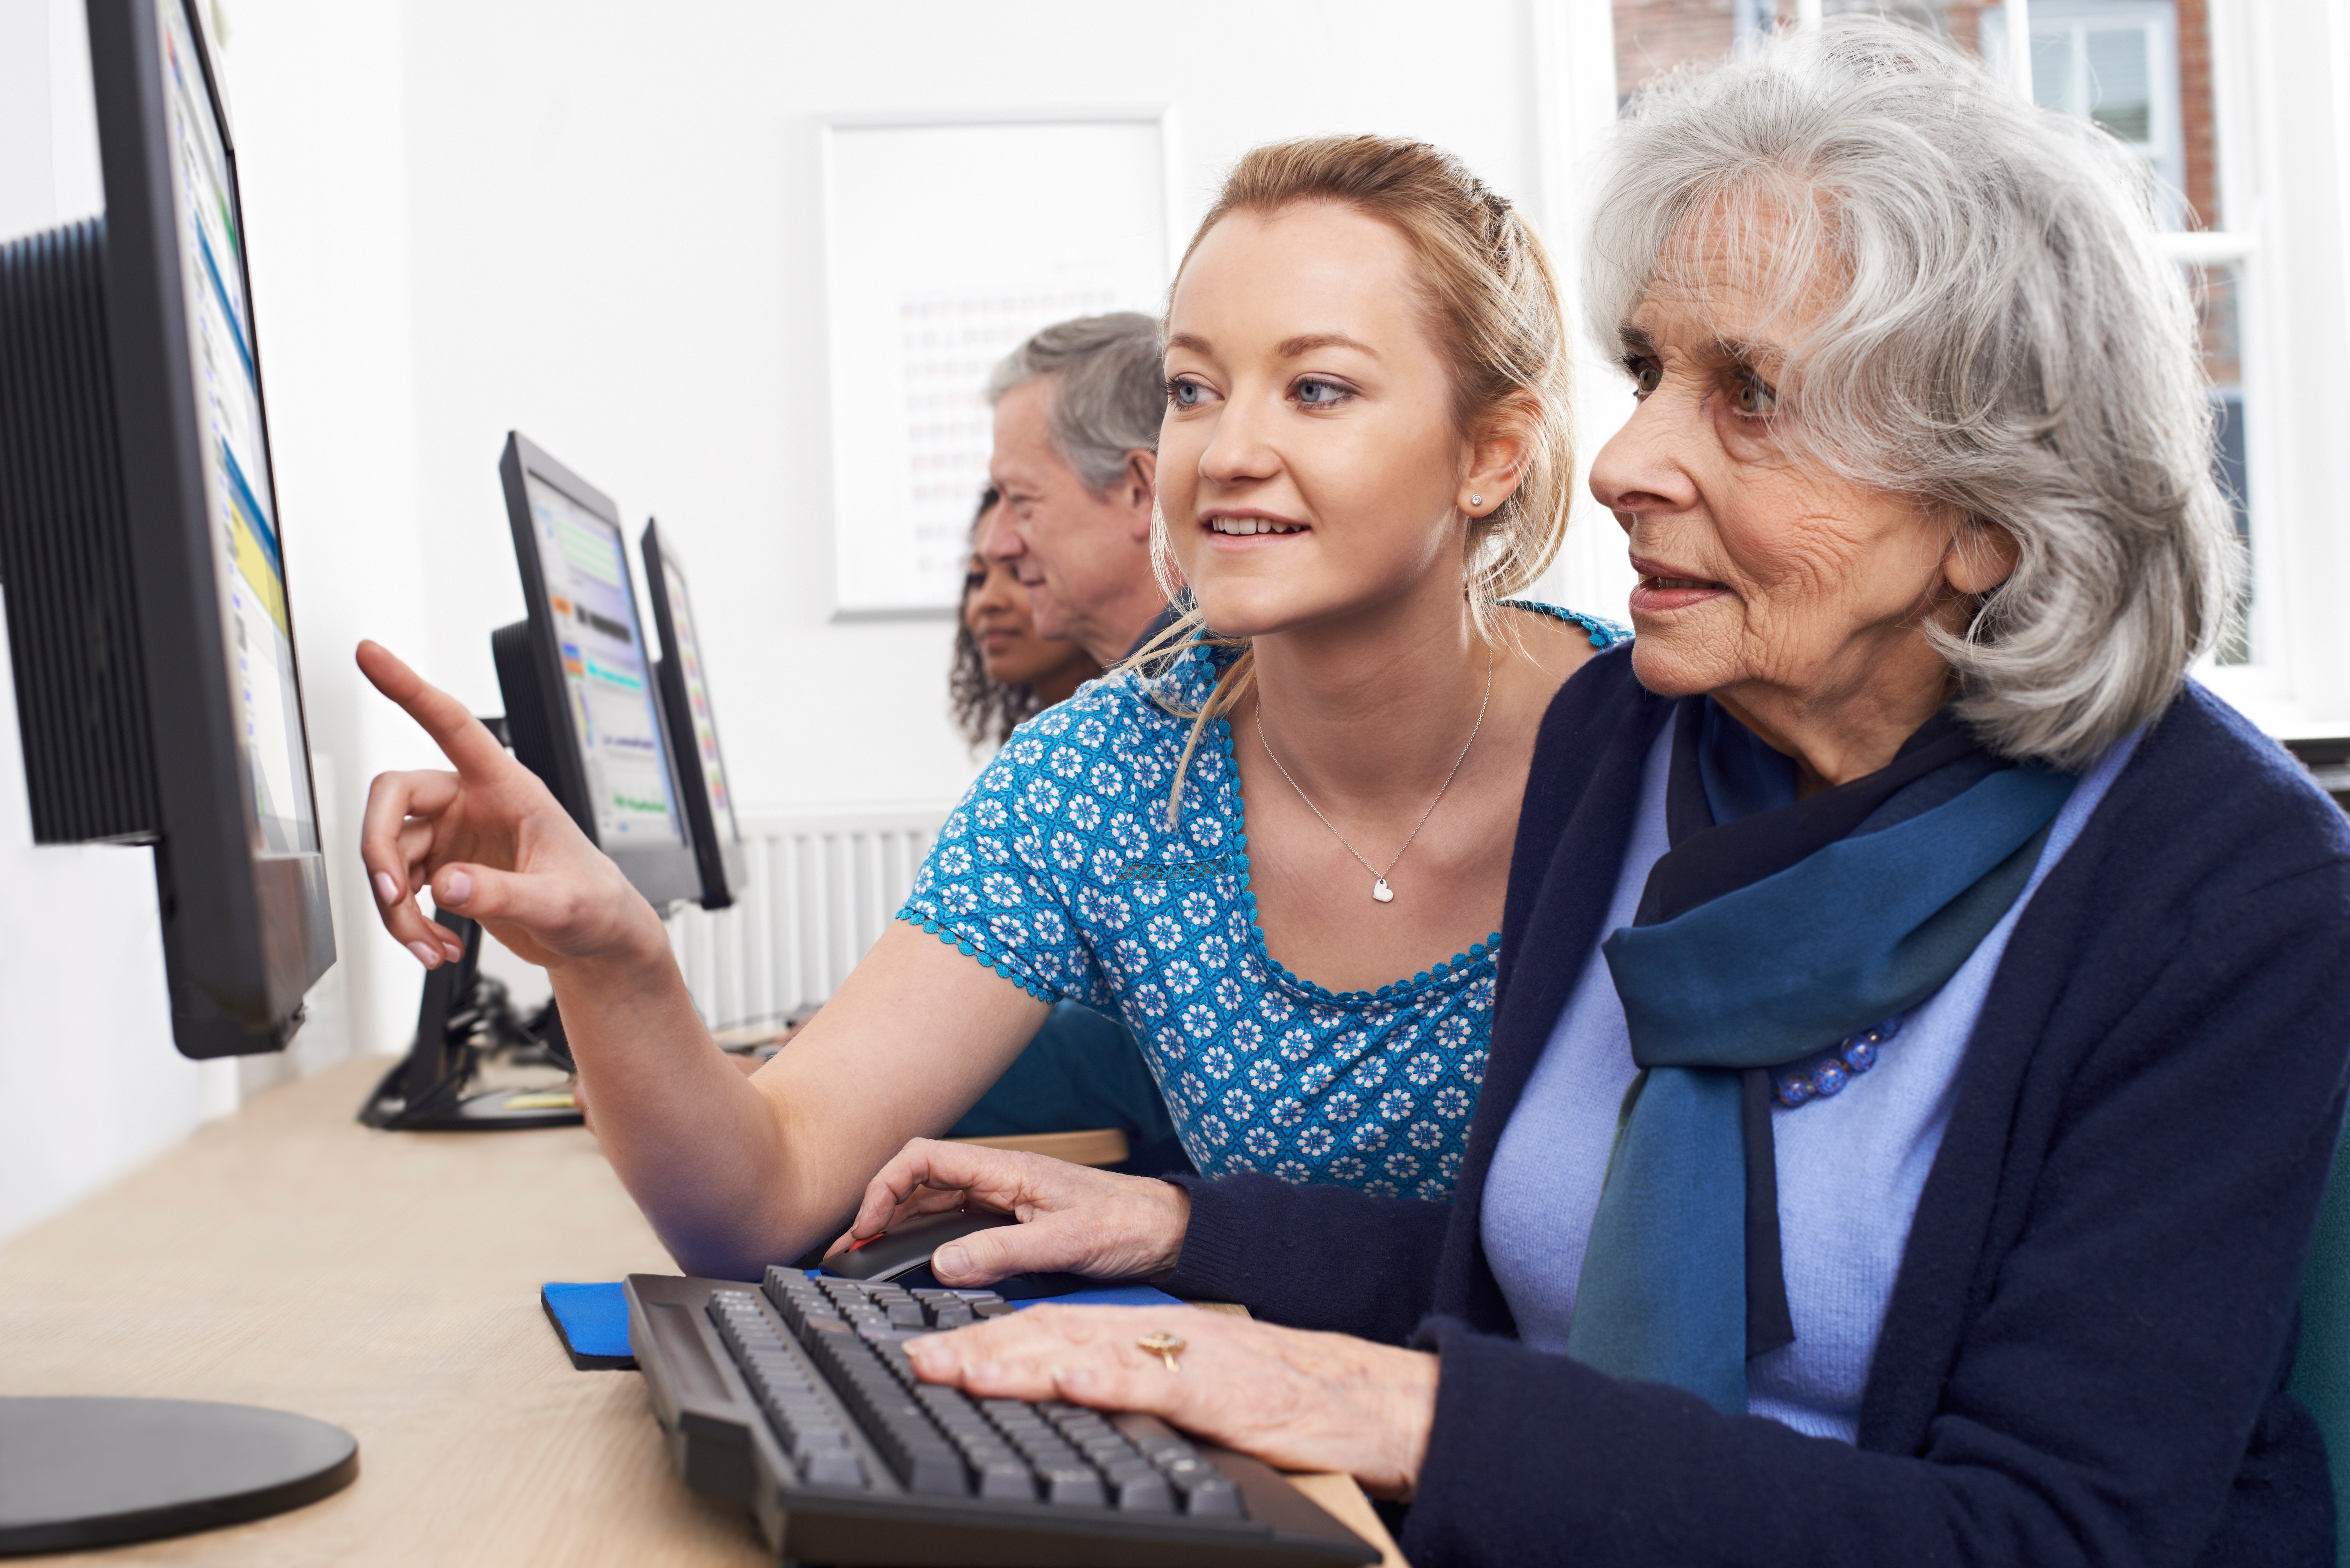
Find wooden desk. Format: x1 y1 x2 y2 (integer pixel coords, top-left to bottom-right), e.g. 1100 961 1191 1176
0 1057 1403 1566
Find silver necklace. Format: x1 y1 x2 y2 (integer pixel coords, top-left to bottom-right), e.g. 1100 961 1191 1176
1253 646 1495 904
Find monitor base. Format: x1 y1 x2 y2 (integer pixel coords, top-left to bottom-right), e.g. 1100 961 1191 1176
358 907 581 1132
360 1067 584 1132
0 1396 357 1554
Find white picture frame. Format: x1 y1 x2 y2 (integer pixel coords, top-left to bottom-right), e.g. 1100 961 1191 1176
819 110 1175 618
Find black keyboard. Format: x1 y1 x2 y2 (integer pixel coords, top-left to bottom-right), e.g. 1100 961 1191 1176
625 1271 1381 1567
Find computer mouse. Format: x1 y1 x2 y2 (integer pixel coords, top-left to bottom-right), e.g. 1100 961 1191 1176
822 1208 1018 1283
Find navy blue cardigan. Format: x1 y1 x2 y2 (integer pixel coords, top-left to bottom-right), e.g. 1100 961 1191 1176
1166 647 2350 1567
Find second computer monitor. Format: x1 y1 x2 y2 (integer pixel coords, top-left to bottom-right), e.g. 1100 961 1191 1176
641 520 746 909
494 432 700 906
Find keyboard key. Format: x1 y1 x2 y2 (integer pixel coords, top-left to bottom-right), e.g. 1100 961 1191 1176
873 1341 923 1385
974 1459 1035 1500
1136 1434 1197 1462
914 1384 986 1419
800 1449 865 1488
1183 1474 1243 1518
772 1412 851 1464
1016 1438 1084 1473
1039 1464 1106 1507
1114 1470 1176 1512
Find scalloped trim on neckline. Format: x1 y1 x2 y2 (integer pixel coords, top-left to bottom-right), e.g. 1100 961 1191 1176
1211 708 1498 1008
1169 598 1613 1007
1494 597 1629 647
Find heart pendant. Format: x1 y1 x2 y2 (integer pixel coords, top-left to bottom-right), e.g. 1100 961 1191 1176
1371 878 1395 903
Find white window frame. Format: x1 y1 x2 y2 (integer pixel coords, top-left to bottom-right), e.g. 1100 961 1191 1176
2012 0 2189 223
2190 0 2350 737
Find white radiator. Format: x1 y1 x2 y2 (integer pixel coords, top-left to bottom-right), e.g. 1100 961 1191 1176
664 806 951 1033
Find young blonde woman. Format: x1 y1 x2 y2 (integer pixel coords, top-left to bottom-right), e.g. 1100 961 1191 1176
356 135 1624 1281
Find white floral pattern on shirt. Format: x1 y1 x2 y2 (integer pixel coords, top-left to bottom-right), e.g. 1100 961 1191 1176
899 603 1627 1199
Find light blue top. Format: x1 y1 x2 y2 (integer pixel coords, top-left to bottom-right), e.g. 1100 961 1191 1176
900 603 1627 1199
1480 719 2143 1440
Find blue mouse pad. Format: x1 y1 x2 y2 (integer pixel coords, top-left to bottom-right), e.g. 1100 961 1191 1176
1011 1281 1184 1311
542 1282 636 1369
542 1275 1186 1372
802 1265 1184 1313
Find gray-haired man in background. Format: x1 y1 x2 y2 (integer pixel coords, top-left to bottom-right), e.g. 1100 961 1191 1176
979 313 1175 667
958 312 1190 1178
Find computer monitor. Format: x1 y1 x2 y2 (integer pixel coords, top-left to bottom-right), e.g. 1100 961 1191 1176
0 0 332 1060
0 0 355 1551
641 519 747 909
357 435 695 1134
492 432 702 907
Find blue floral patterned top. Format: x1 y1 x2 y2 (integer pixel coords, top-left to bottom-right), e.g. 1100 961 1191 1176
899 602 1630 1200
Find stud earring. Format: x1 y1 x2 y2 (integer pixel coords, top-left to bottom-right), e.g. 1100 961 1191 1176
1469 493 1484 508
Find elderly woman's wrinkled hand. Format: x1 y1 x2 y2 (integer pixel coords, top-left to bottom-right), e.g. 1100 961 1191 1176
829 1139 1192 1286
904 1304 1438 1499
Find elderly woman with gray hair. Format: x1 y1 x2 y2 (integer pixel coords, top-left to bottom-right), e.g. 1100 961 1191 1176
862 21 2350 1564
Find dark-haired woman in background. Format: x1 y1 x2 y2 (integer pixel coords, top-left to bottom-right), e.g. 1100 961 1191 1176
945 487 1189 1175
951 489 1101 751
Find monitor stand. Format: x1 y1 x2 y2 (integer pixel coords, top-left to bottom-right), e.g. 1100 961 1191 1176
357 907 583 1131
0 1396 356 1552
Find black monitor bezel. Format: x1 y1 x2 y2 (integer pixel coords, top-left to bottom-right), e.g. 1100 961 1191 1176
640 519 748 910
87 0 334 1055
496 432 701 907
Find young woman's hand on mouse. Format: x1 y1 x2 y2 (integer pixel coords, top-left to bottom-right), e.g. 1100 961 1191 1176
831 1139 1190 1286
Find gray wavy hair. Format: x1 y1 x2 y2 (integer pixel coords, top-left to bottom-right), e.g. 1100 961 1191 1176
985 312 1164 493
1588 18 2241 770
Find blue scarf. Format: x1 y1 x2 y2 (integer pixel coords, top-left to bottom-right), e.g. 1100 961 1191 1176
1562 699 2076 1413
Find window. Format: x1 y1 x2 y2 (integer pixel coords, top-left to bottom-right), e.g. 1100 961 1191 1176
1588 0 2268 674
2009 3 2187 225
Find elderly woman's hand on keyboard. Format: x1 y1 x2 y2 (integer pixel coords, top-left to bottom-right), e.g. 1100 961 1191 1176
831 1139 1192 1286
903 1303 1438 1500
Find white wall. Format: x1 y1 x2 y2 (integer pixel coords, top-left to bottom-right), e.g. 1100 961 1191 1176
213 0 441 1088
389 0 1559 812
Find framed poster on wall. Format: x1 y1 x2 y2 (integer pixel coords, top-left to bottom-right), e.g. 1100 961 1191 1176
820 110 1175 617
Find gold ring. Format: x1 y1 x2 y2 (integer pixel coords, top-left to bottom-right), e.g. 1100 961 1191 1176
1135 1330 1186 1373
